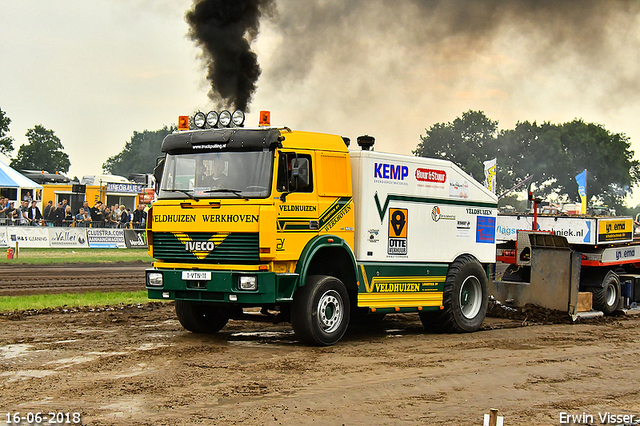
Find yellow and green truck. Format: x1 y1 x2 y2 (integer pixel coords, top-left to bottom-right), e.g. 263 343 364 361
146 112 498 345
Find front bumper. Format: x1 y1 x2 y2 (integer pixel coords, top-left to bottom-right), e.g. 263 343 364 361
146 268 299 305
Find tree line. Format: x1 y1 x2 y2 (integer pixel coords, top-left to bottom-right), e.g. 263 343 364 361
2 106 639 212
414 110 640 214
0 106 173 178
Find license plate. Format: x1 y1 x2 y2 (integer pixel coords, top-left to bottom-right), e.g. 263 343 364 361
182 271 211 281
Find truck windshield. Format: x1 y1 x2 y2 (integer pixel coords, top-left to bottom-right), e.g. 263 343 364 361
158 151 272 199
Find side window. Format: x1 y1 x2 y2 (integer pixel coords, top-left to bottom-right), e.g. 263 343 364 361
277 152 313 193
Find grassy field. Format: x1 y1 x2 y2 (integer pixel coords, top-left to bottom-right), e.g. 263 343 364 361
0 290 156 313
0 249 155 312
0 248 153 264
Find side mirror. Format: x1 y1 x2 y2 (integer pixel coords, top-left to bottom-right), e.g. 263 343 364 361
153 157 165 187
290 158 309 189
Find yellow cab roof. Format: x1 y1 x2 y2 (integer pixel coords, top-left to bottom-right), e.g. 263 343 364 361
279 130 349 153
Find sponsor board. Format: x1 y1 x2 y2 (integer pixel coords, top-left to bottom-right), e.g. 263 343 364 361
50 228 89 248
496 216 602 245
374 162 409 185
106 182 143 193
601 246 640 263
388 208 408 255
456 219 471 238
87 229 126 248
476 216 496 244
597 218 633 243
0 228 8 247
431 206 455 222
415 167 447 190
449 180 469 199
8 227 50 248
124 229 148 249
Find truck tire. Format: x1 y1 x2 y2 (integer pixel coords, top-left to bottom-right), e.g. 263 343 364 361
175 300 229 334
590 271 621 315
291 275 350 346
419 254 488 333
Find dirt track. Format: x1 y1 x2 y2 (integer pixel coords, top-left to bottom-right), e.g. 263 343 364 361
0 262 149 296
1 302 640 426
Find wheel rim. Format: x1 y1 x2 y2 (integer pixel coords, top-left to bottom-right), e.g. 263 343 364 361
605 282 617 307
316 290 344 333
459 275 482 320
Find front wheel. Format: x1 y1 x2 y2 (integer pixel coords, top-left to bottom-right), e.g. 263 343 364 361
419 254 488 333
175 300 230 333
291 275 350 346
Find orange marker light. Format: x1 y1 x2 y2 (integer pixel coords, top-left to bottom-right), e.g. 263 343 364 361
178 115 189 131
259 110 271 126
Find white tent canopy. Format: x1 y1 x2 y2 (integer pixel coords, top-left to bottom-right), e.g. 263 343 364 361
0 161 43 204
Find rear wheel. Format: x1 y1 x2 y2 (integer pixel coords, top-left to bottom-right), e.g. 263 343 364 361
175 300 230 333
291 275 350 346
590 271 620 315
419 254 488 333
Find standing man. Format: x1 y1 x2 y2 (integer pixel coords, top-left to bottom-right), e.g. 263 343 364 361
20 200 29 225
43 201 53 225
90 201 104 227
132 204 147 229
80 200 91 216
0 197 7 225
27 200 43 225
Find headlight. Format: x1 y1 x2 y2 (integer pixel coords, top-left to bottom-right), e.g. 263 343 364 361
238 275 258 291
219 110 232 127
206 111 219 127
232 110 245 127
147 272 164 287
194 112 206 129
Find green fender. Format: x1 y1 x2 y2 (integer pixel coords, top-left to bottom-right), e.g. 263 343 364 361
294 234 358 289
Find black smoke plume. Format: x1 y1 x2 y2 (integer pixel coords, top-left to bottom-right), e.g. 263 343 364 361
186 0 274 112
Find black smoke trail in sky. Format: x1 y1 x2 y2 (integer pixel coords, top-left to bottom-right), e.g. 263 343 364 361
186 0 274 112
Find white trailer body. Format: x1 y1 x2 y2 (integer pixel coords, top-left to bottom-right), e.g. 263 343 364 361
350 151 498 264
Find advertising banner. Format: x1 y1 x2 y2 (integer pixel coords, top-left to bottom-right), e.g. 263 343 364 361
483 158 496 194
7 227 50 248
87 228 126 248
49 227 89 248
0 228 8 247
496 215 597 245
124 229 148 249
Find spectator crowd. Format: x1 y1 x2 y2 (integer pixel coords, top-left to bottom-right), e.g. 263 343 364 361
0 197 148 229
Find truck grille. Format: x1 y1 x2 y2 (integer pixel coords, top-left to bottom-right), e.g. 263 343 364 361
151 232 260 264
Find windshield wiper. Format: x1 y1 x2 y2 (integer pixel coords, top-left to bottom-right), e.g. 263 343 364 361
205 188 249 201
162 189 199 201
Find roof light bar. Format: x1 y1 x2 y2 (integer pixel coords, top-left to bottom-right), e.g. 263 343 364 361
188 109 246 129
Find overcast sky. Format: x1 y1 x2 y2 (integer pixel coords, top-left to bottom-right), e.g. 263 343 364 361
2 0 640 205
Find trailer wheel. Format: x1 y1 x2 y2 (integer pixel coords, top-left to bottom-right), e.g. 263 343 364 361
175 300 229 333
590 271 621 315
291 275 350 346
420 254 488 333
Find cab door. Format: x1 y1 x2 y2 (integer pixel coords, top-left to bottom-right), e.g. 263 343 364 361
273 150 319 260
315 151 354 250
